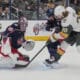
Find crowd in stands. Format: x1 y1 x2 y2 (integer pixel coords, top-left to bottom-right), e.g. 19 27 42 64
0 0 80 20
0 0 9 20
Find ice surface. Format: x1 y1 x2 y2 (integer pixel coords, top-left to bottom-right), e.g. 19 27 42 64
0 41 80 80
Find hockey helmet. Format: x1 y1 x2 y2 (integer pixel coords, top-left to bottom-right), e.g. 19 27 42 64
66 7 76 14
54 5 65 17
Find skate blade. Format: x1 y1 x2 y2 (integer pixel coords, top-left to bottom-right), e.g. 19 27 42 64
43 61 65 69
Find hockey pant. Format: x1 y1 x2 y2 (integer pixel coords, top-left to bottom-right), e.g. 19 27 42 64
47 41 61 61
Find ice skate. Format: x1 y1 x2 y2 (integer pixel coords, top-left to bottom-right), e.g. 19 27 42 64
14 54 30 68
43 57 59 69
0 51 30 68
45 58 55 64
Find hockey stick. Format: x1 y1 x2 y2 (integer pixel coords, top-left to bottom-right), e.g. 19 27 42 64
26 43 48 67
25 29 56 68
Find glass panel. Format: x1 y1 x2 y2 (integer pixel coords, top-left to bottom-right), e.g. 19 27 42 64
70 0 80 15
0 0 9 20
0 0 79 20
12 0 64 20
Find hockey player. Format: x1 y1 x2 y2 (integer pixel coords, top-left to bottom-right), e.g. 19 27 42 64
45 5 80 65
0 13 31 68
33 13 62 35
0 30 30 68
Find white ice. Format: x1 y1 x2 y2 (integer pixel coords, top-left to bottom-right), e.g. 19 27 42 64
0 41 80 80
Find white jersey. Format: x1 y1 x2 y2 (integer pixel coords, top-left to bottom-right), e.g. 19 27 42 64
61 7 80 32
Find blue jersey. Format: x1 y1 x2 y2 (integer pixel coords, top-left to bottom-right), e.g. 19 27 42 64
9 22 20 30
9 30 24 49
3 22 20 36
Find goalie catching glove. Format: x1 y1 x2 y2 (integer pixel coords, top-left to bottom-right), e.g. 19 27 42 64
22 40 35 51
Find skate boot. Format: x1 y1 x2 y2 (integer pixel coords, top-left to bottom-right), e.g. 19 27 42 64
45 56 55 64
14 54 30 68
11 48 30 68
44 56 59 68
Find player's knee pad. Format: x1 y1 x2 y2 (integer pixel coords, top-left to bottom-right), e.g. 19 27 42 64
56 41 69 56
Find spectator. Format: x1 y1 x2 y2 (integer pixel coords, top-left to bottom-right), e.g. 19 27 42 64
70 0 80 14
0 6 3 19
12 0 28 12
2 7 9 20
46 0 55 17
41 0 48 3
38 7 48 20
1 0 9 9
0 6 2 14
70 0 80 5
47 0 55 9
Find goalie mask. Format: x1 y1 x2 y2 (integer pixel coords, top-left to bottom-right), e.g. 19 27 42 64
18 12 28 32
22 40 35 51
